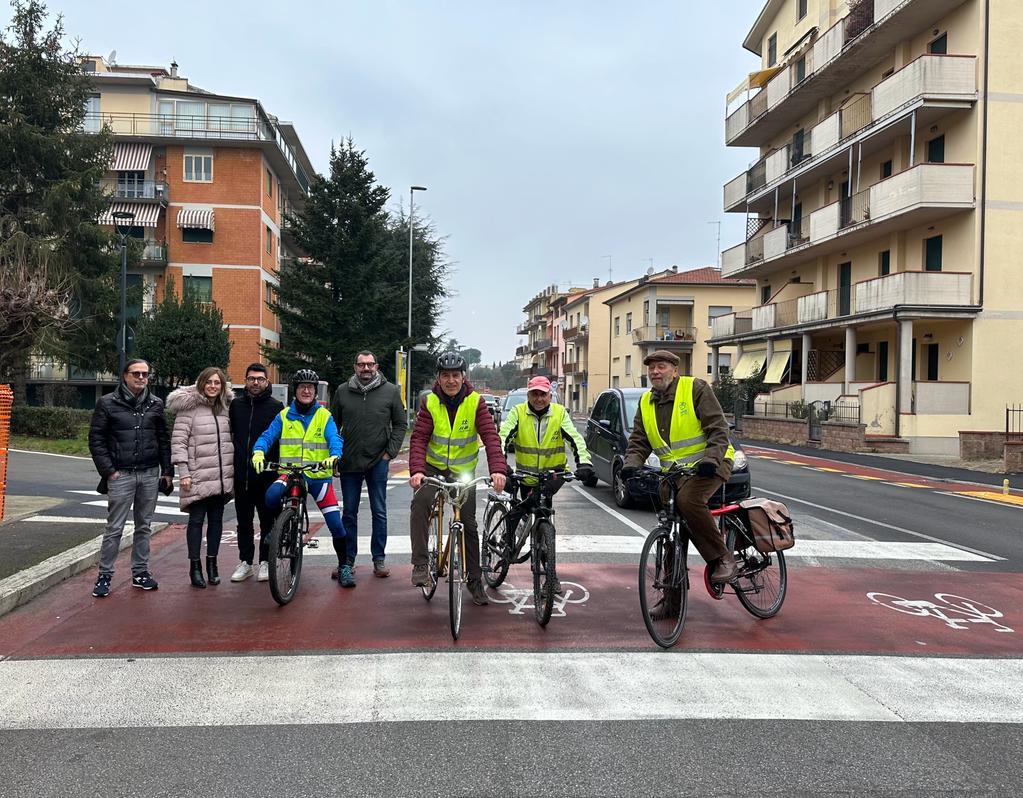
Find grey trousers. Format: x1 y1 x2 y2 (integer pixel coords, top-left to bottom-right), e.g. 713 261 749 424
98 466 161 577
410 480 481 583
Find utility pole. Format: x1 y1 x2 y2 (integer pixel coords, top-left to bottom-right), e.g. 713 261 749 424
603 254 612 283
708 220 722 269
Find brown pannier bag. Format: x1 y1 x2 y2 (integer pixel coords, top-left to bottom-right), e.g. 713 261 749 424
738 498 795 553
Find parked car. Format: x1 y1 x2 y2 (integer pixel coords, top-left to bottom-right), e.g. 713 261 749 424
583 387 751 509
481 393 502 425
501 386 561 451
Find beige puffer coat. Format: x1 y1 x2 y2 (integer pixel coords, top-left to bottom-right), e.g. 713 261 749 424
168 385 234 509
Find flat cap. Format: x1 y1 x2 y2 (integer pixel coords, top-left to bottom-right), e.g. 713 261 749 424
643 349 680 366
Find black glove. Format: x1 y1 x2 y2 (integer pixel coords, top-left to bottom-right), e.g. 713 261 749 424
619 465 639 482
574 464 595 482
695 459 718 478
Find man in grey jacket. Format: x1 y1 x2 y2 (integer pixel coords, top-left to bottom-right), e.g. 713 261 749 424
330 350 408 582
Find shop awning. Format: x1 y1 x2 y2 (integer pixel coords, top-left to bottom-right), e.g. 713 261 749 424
177 207 215 230
732 348 767 380
97 201 160 228
111 142 153 172
764 351 791 384
726 66 783 105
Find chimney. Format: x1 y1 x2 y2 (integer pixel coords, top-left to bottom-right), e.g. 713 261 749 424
592 277 599 288
672 264 678 273
170 60 179 77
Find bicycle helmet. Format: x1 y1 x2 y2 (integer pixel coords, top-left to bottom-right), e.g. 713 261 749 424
291 368 320 387
436 351 467 373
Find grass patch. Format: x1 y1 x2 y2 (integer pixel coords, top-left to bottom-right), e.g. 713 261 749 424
9 427 91 457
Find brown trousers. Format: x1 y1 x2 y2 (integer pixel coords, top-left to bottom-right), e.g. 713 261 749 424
410 470 481 583
674 473 729 563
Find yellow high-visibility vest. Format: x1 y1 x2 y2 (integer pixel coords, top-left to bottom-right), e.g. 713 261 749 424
278 406 333 479
640 377 734 472
510 402 568 483
426 391 480 475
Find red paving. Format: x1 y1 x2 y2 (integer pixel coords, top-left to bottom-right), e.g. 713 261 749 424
2 523 1021 658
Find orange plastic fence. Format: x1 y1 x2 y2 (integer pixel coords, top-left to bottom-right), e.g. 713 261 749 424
0 384 12 521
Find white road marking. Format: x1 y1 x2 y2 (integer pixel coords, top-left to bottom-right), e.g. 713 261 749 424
2 652 1021 728
8 449 92 460
79 500 185 517
754 487 1006 561
567 483 649 536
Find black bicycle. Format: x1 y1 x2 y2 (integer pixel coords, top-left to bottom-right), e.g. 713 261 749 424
481 470 574 626
632 463 787 648
264 462 321 606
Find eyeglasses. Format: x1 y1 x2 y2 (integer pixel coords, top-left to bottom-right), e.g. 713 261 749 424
129 371 150 379
245 376 268 383
356 363 378 369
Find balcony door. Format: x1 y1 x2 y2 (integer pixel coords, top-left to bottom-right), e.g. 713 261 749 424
838 262 852 316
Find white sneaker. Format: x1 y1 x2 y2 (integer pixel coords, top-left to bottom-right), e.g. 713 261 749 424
257 561 269 582
230 562 253 582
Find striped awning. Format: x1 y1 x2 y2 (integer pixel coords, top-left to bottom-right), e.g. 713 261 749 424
176 207 215 230
111 142 152 172
97 201 161 228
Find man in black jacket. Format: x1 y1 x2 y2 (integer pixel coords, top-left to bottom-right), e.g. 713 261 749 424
227 362 285 582
330 350 407 582
87 359 173 597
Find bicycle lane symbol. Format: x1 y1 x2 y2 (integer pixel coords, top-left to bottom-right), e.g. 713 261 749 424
487 581 590 618
867 592 1015 633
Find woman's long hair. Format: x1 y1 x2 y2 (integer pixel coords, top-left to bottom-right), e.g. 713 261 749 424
195 366 231 414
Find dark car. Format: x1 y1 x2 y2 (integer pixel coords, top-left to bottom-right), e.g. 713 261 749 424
583 387 751 509
481 393 501 425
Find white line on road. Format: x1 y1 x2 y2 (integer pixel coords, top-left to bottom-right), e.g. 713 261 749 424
79 500 185 517
8 449 92 461
754 487 1006 561
3 652 1020 728
568 484 649 536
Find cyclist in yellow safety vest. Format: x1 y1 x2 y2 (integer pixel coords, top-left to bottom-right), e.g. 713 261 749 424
621 349 738 615
498 375 595 595
408 351 508 606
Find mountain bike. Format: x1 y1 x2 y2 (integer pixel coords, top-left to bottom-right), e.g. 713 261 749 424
264 462 321 606
420 474 493 640
481 470 575 627
631 463 787 648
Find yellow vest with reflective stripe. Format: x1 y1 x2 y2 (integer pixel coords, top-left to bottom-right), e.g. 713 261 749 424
426 391 479 475
279 406 333 479
511 402 568 484
640 377 734 472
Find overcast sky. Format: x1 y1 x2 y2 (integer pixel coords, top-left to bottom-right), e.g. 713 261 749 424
12 0 764 363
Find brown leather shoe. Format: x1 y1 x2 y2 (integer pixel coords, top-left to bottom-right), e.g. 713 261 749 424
648 590 681 620
373 559 390 578
711 551 738 583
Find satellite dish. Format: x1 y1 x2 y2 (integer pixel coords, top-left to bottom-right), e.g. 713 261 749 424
646 267 654 276
107 49 117 65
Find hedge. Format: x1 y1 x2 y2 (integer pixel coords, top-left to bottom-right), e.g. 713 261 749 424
11 405 93 439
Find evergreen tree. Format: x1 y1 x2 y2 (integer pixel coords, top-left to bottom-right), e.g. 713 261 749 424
134 276 232 388
0 0 122 386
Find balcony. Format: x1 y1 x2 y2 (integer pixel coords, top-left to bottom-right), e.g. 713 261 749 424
721 163 975 278
632 325 698 346
710 271 975 341
516 321 531 335
139 241 167 265
563 361 588 377
564 322 588 342
724 55 977 213
102 178 170 203
531 337 553 353
725 0 970 147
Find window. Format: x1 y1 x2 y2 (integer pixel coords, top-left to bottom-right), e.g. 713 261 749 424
183 275 213 304
642 299 649 324
625 312 632 333
925 342 939 381
794 55 807 84
791 129 806 164
591 393 611 423
184 151 213 182
767 33 777 67
117 170 146 198
707 352 732 375
625 355 632 376
613 316 620 336
761 285 771 305
879 250 891 276
797 0 808 20
264 281 276 308
927 135 945 164
266 224 273 255
878 340 889 381
881 160 893 179
925 235 943 271
708 305 732 326
612 376 620 389
182 227 214 243
84 94 101 132
266 168 273 197
928 33 948 55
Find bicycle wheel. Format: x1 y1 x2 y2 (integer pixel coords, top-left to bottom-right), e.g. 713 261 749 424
532 521 556 627
421 503 440 601
449 523 463 640
724 515 787 619
481 500 510 588
638 525 688 648
268 507 304 605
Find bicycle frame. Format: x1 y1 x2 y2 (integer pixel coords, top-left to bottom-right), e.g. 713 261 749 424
423 475 491 580
500 471 572 563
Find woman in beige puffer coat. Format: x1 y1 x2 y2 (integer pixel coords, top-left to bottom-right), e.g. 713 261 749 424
168 366 234 588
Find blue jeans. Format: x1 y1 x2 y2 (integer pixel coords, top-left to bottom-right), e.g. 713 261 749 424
339 456 390 563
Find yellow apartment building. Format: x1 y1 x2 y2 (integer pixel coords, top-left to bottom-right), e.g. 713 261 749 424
709 0 1021 454
605 267 756 389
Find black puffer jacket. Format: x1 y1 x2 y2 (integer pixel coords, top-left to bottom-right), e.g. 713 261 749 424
229 385 284 489
88 384 172 478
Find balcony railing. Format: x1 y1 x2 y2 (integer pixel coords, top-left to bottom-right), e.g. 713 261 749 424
724 55 977 211
564 323 588 341
563 361 588 376
103 179 170 202
516 322 531 335
632 325 697 344
140 241 167 264
532 337 553 352
722 163 975 277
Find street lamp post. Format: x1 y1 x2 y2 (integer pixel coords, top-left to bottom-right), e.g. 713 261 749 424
407 185 427 417
112 210 136 375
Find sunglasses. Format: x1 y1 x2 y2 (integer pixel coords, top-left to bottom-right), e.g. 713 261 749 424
129 371 150 379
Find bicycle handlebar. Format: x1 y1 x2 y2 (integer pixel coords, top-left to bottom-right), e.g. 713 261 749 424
422 475 493 506
263 462 324 474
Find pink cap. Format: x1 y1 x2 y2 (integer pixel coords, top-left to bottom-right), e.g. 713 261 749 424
527 376 552 393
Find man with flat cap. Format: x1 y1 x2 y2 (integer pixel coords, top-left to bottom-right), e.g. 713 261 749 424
621 349 737 617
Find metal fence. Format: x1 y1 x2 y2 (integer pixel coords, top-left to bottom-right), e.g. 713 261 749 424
1007 405 1023 440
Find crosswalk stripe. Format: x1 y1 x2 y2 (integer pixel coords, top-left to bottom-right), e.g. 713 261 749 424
79 500 185 516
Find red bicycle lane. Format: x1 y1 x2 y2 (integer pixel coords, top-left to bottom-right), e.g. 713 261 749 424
1 521 1020 659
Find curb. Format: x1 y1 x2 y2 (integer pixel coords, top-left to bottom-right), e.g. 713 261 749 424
0 521 169 618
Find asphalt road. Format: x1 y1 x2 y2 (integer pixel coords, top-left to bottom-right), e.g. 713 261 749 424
1 447 1021 795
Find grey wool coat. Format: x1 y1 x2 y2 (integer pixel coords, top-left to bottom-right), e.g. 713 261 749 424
167 385 234 509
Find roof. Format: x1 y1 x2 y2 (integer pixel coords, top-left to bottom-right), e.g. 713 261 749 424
744 0 785 55
603 267 755 305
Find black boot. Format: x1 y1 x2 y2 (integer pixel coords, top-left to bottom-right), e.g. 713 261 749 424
189 559 206 588
206 556 220 586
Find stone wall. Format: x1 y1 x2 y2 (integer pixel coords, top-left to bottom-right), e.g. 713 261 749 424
821 421 869 453
739 416 808 445
1005 441 1023 474
959 431 1006 460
